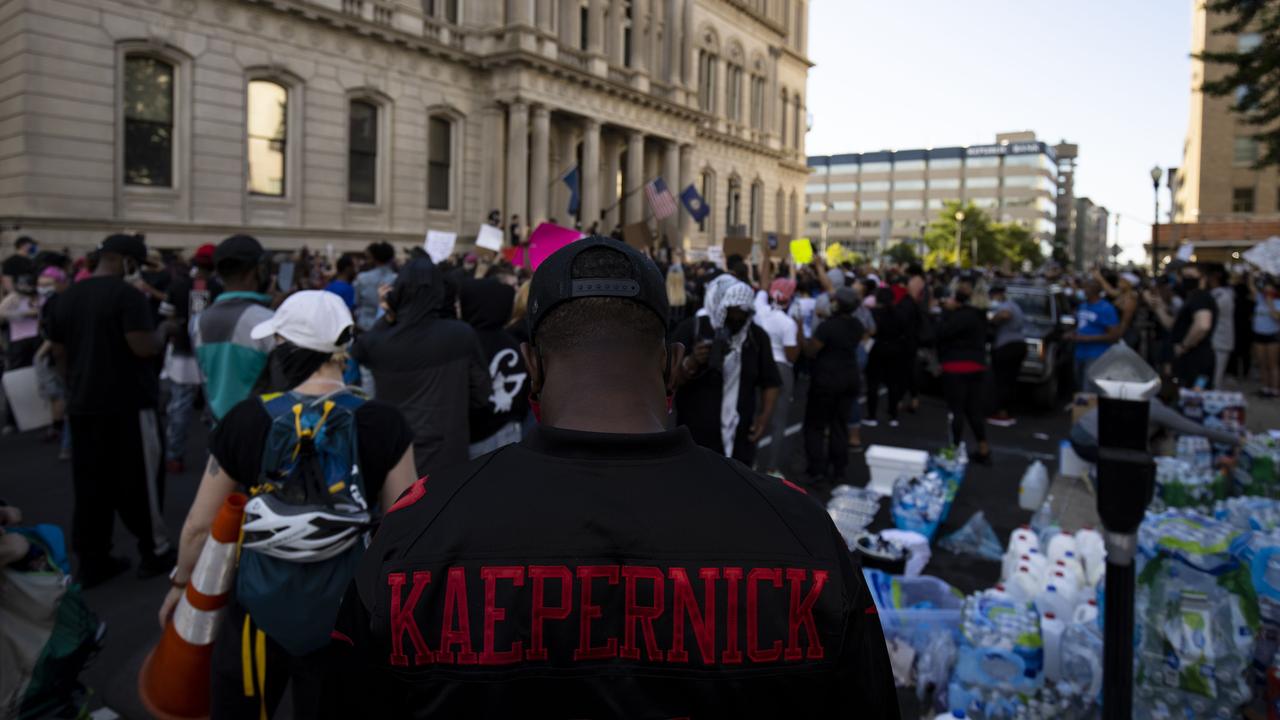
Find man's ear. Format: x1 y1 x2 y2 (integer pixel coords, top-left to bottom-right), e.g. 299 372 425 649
665 342 686 394
520 342 542 396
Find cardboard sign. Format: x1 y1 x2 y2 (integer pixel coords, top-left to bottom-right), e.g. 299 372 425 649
528 222 586 270
476 224 504 252
622 222 652 250
707 246 725 267
724 236 753 260
424 230 457 264
790 237 814 265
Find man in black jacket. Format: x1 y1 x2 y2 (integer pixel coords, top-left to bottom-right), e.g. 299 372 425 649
352 258 491 477
460 278 529 456
328 237 898 718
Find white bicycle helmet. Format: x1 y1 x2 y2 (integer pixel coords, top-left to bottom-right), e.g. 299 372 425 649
241 493 371 562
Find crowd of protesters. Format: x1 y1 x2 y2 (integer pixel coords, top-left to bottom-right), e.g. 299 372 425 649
0 225 1269 716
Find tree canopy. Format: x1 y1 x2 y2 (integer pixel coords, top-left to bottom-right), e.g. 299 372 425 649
921 201 1043 270
1200 0 1280 168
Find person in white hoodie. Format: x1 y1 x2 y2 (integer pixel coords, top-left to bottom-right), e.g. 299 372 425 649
1207 263 1235 389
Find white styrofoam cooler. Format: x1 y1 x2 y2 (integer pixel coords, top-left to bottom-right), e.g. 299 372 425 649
865 445 930 497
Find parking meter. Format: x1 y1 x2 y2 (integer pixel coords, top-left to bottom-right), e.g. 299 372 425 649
1087 344 1158 720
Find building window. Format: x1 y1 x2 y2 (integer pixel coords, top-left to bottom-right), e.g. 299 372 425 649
861 180 890 192
1233 187 1255 213
623 1 633 67
579 1 589 49
749 75 765 130
894 160 926 171
725 64 743 122
780 91 789 144
247 79 288 196
792 94 802 149
698 51 717 113
789 191 798 237
929 158 961 170
894 179 926 191
750 181 763 237
930 177 960 189
699 171 713 232
727 178 742 231
1234 136 1257 165
1239 32 1262 52
828 162 857 175
123 55 175 187
965 176 1000 189
427 116 452 211
775 188 785 231
348 100 379 204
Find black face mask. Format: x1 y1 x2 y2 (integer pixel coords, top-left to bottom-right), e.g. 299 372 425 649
724 315 749 335
954 291 971 305
1177 278 1200 298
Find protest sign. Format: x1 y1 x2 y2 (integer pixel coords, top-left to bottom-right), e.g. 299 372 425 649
790 237 814 265
476 224 504 252
724 236 753 260
528 222 585 270
424 230 457 264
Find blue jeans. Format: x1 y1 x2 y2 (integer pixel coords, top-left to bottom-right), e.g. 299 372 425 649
165 382 199 463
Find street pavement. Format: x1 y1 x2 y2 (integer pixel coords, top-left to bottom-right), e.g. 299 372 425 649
0 379 1078 719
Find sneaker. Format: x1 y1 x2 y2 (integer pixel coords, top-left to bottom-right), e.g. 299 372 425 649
165 459 184 475
861 419 879 428
137 548 177 580
987 416 1017 427
80 556 131 589
888 419 900 428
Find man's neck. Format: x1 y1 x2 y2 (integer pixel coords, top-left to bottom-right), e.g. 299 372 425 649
540 365 669 435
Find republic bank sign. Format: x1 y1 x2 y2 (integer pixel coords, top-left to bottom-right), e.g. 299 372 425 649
965 141 1055 159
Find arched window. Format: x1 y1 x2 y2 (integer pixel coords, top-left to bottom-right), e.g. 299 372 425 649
726 176 742 232
246 79 288 196
697 50 717 113
780 90 789 145
789 190 799 237
775 188 785 232
793 93 802 149
427 115 453 211
725 63 743 122
699 169 714 234
750 180 763 238
123 55 174 187
348 99 379 204
749 72 765 130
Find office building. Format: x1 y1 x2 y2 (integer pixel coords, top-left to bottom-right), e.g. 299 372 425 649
0 0 812 255
805 131 1063 258
1071 197 1109 271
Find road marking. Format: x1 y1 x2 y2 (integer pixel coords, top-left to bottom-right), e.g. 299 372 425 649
756 423 804 448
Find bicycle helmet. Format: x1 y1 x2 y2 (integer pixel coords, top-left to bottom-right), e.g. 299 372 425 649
240 493 371 563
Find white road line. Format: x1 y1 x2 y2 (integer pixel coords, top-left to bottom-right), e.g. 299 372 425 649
756 423 805 448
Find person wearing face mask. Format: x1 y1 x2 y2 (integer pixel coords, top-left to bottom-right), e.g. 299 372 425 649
47 233 177 586
1147 264 1218 388
673 277 781 466
0 273 42 371
193 235 276 421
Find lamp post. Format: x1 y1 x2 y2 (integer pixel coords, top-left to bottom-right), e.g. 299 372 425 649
1149 166 1162 275
954 210 966 268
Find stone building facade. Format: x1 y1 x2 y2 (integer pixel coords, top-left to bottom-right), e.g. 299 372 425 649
0 0 812 256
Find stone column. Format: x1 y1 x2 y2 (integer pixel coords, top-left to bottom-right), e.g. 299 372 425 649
662 140 680 239
530 105 551 227
536 0 555 31
587 0 606 75
505 101 530 232
666 0 682 86
608 0 625 66
551 123 576 223
559 0 579 47
581 118 601 230
602 135 621 230
631 0 649 74
625 130 645 225
682 0 695 89
678 144 693 242
511 0 534 25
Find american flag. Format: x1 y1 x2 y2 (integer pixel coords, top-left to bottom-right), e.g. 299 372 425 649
644 177 678 220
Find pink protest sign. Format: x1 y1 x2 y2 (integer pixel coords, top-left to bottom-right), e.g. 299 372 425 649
527 223 585 270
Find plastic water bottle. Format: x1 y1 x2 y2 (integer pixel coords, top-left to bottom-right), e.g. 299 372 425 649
1042 611 1065 683
1046 532 1079 564
1019 460 1050 511
1035 584 1065 617
1074 527 1106 587
1050 571 1080 613
1073 598 1099 626
1054 556 1085 590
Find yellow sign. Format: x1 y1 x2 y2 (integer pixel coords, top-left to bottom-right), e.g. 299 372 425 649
826 243 852 267
790 237 814 265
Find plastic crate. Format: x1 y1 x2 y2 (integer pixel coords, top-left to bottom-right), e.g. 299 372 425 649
863 569 964 652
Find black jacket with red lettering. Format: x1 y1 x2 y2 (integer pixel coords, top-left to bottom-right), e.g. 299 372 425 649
329 425 898 719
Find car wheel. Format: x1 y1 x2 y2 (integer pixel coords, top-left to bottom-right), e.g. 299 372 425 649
1033 375 1059 409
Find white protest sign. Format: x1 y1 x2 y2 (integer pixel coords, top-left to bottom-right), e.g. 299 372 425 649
476 224 504 252
707 245 725 267
424 230 457 264
1175 242 1195 262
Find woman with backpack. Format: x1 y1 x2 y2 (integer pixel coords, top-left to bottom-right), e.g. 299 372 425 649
157 290 415 719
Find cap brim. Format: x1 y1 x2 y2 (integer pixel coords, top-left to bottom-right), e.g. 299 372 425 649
249 317 278 341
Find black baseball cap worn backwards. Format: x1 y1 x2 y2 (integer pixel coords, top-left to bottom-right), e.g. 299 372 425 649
99 233 147 263
527 236 669 343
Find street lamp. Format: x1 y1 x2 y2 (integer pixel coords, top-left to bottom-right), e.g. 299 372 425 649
954 210 966 268
1149 166 1163 275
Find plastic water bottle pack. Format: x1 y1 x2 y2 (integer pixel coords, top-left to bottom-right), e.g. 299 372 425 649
1213 495 1280 533
1133 510 1257 719
826 485 882 548
891 471 957 539
1151 457 1225 513
947 588 1044 718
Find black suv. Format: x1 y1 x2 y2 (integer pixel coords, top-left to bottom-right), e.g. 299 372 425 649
1005 285 1076 408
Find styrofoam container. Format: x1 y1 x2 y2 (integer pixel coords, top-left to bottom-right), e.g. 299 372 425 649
866 445 930 496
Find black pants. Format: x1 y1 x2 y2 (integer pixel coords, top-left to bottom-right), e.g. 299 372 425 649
991 342 1028 415
69 409 168 564
942 372 986 446
804 387 855 481
865 346 906 422
212 602 344 720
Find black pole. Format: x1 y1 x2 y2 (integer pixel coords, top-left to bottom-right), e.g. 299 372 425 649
1095 396 1155 720
1150 180 1160 276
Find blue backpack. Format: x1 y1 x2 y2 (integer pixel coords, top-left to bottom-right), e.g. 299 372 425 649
237 389 371 656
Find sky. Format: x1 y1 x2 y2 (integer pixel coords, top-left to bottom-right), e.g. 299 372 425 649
805 0 1193 264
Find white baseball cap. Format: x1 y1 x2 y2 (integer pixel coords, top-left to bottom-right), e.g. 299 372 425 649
250 290 354 353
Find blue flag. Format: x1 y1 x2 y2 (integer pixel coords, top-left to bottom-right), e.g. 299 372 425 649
563 167 581 216
680 184 709 223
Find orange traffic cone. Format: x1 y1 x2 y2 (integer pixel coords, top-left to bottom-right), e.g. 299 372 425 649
139 492 247 720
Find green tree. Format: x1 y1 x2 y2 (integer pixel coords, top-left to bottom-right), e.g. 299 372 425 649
923 201 1001 269
993 222 1044 267
1200 0 1280 168
885 241 920 267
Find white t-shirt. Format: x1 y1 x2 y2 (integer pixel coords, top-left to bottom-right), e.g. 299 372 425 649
755 306 799 366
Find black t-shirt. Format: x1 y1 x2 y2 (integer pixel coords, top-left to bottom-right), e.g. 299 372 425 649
166 273 222 354
211 397 413 503
2 253 33 280
671 316 781 454
811 314 864 394
47 276 158 414
1171 288 1217 376
329 425 899 719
